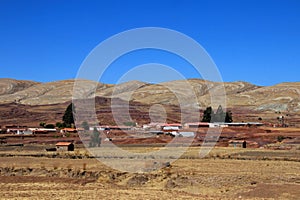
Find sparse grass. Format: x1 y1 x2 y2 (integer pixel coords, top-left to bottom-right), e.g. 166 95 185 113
0 146 299 199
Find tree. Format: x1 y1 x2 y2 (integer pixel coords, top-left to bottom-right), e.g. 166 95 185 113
45 124 55 129
89 127 101 147
225 111 233 123
212 105 226 122
201 106 213 122
56 122 64 128
201 105 233 123
123 121 136 127
39 122 46 127
63 103 75 128
81 121 90 131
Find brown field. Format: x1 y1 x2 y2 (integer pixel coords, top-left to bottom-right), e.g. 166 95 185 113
0 145 299 200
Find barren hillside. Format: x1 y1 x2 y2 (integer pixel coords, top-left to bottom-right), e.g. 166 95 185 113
1 78 300 126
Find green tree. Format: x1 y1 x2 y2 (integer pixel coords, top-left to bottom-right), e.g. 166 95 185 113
212 105 226 122
225 111 233 123
89 127 101 147
62 103 75 128
39 122 46 127
81 121 90 131
45 124 55 129
202 105 233 123
123 121 136 127
56 122 64 128
201 106 213 122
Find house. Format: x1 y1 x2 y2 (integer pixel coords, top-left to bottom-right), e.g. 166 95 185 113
89 126 110 131
0 137 6 144
108 126 131 130
6 125 28 134
28 128 57 134
184 122 210 128
162 123 182 129
228 140 247 148
185 122 264 128
179 132 195 137
89 126 131 131
221 122 264 127
60 128 77 134
56 142 74 151
142 123 165 130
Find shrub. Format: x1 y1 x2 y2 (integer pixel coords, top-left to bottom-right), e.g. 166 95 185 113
277 135 286 142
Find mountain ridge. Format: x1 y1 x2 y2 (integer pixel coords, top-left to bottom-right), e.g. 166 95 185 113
0 78 300 113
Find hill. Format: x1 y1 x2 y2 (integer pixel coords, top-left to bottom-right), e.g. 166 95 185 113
0 78 300 126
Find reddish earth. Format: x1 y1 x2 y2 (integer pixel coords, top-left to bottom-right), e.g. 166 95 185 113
1 127 299 150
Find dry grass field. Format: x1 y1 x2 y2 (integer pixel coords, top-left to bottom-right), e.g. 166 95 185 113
0 146 299 199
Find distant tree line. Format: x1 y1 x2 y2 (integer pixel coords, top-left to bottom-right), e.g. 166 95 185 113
202 105 233 123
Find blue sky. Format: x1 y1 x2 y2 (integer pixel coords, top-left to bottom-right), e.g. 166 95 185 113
0 0 299 86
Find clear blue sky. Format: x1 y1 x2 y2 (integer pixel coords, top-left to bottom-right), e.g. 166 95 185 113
0 0 299 86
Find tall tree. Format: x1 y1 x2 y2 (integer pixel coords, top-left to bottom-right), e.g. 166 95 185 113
81 121 90 131
202 105 233 123
225 111 233 123
213 105 226 122
201 106 213 122
62 103 75 128
89 127 101 147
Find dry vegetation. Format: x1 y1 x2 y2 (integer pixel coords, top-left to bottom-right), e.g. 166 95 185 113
0 146 299 199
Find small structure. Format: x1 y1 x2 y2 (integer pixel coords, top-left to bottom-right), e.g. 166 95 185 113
162 123 182 129
6 125 28 134
185 122 210 128
56 142 74 151
179 132 195 137
228 140 247 148
90 126 131 131
221 122 264 127
60 128 77 134
143 123 166 130
109 126 131 130
0 137 7 144
29 128 57 134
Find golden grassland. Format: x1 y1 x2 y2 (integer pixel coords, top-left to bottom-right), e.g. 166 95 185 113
0 146 299 199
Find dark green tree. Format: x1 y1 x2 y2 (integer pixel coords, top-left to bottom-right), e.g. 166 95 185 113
202 105 233 123
62 103 75 128
201 106 213 122
123 121 136 127
225 111 233 123
39 122 46 127
89 127 101 147
56 122 64 128
45 124 55 129
212 105 224 122
81 121 90 131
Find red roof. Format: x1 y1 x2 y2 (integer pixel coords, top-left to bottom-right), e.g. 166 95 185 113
61 128 77 131
56 142 73 146
186 122 209 125
162 123 182 127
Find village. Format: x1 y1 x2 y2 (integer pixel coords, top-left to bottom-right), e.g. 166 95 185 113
1 118 298 153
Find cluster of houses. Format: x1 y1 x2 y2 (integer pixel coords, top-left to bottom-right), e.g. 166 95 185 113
143 122 263 130
0 121 266 151
0 125 79 135
1 121 264 136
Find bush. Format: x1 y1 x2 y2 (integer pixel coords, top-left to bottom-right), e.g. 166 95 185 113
277 135 286 142
56 122 64 128
45 124 55 129
124 121 136 127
